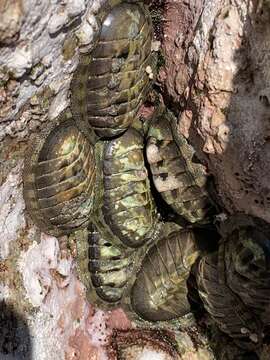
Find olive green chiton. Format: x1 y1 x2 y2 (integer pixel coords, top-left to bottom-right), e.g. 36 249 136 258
122 223 200 323
71 1 155 138
23 110 96 236
146 109 214 224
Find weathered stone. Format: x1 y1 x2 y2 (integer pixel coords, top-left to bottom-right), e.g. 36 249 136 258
0 0 23 45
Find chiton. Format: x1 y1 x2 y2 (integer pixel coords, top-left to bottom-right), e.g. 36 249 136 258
146 109 214 224
123 223 200 322
94 127 159 248
71 0 155 138
222 223 270 328
76 222 138 307
196 249 263 351
23 110 96 236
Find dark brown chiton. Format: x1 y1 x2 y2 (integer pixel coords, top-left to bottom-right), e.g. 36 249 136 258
71 0 155 138
23 110 96 236
146 109 214 224
94 127 159 248
76 222 138 308
124 224 200 322
196 247 263 351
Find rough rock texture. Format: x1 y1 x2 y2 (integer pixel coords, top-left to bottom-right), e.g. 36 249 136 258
0 0 216 359
161 0 270 223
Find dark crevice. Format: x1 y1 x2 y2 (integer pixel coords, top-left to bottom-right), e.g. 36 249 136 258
147 0 165 42
0 301 32 359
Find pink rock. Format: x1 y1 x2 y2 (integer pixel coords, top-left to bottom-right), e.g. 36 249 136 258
67 328 99 360
106 308 131 331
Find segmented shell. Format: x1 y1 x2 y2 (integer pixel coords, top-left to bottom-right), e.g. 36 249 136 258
146 109 214 223
96 127 159 248
126 227 200 322
71 1 154 138
196 250 263 351
223 226 270 327
76 223 137 307
23 110 96 236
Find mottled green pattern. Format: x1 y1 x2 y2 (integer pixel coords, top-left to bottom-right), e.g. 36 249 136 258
146 109 213 224
100 127 159 248
23 110 96 236
75 223 137 308
22 1 267 347
118 222 198 326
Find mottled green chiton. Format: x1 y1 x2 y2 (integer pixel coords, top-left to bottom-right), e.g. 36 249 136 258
23 110 96 236
90 128 158 248
71 0 155 138
76 222 138 308
146 109 214 224
96 127 159 248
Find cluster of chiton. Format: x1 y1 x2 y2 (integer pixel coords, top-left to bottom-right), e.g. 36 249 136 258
22 0 270 358
196 215 270 357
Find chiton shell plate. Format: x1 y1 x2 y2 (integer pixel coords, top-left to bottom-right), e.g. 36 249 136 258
71 0 155 138
146 109 214 224
222 222 270 328
93 127 159 248
197 248 263 351
122 222 200 324
76 222 139 308
23 110 96 236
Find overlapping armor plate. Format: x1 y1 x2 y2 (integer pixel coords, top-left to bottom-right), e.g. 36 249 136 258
71 1 155 138
120 223 201 323
23 111 96 236
146 109 214 224
196 220 270 351
76 222 137 308
97 127 159 248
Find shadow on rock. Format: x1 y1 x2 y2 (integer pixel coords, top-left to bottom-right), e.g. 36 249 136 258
0 301 32 360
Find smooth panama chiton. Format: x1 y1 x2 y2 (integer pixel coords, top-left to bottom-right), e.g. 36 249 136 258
93 127 159 248
23 110 96 236
146 109 214 224
71 0 155 138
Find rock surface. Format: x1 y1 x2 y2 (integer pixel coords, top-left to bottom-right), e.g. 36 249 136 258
161 0 270 223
